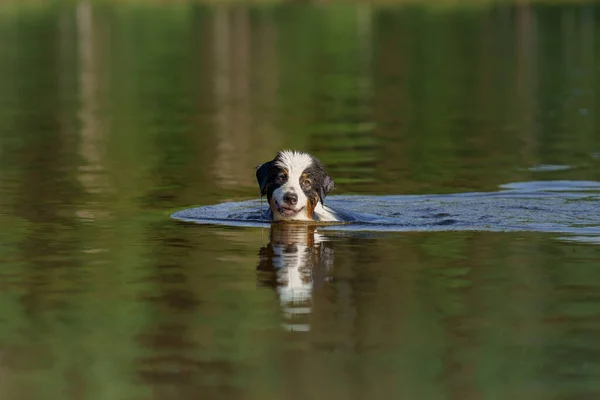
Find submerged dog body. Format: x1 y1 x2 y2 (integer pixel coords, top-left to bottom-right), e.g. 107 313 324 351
256 151 339 222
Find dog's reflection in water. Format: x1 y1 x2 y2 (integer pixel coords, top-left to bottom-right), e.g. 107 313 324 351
257 223 334 332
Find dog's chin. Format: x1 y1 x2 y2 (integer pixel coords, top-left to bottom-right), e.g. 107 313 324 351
274 204 306 221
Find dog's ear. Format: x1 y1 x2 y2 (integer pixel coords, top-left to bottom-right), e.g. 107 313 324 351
319 175 335 205
256 161 274 196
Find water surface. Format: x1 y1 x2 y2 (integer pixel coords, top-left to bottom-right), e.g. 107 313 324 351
173 180 600 237
1 2 600 399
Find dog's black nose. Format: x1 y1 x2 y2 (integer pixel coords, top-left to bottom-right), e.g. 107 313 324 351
283 192 298 205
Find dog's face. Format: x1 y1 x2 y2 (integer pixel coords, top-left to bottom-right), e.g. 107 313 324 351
256 151 334 221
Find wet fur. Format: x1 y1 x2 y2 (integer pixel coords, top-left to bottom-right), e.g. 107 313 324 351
256 151 338 222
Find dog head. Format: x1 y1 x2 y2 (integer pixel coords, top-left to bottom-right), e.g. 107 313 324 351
256 151 335 221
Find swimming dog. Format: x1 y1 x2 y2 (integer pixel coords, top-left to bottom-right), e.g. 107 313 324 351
256 150 339 222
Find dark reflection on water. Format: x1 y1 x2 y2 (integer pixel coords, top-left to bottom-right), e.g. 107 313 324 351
257 224 335 332
1 1 600 399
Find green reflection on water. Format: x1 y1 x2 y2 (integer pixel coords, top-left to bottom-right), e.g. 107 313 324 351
0 2 600 399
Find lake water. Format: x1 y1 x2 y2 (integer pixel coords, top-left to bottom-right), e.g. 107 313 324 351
1 2 600 399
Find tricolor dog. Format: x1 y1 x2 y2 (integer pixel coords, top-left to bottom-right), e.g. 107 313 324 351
256 151 340 222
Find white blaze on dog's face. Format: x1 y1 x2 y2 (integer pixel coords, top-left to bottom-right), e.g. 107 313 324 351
272 151 313 220
256 151 335 221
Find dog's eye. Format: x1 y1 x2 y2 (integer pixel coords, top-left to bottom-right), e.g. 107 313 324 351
301 179 312 187
276 173 287 183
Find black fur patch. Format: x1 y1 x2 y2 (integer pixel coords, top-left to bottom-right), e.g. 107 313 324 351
256 161 276 196
302 160 334 205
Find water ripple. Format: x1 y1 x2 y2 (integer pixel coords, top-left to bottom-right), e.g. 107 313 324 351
171 181 600 238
